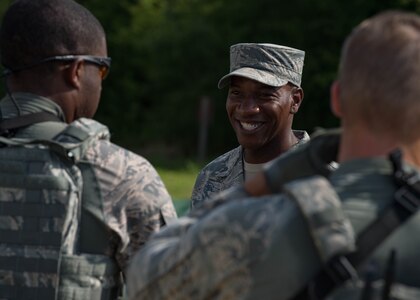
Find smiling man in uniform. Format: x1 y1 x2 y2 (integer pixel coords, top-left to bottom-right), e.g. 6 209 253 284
191 43 309 208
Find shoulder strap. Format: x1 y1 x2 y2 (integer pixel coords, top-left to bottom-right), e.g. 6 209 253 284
292 149 420 300
52 118 110 162
0 118 109 167
283 176 355 264
0 112 62 136
55 118 112 255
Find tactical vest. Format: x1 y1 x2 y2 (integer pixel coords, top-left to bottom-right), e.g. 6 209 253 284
0 118 120 300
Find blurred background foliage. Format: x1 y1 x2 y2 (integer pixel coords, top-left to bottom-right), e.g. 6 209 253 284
1 0 420 161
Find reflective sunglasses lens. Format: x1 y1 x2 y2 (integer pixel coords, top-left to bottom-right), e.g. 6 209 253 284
99 65 109 80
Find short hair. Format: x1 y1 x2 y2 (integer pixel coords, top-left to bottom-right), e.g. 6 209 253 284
338 10 420 143
0 0 105 71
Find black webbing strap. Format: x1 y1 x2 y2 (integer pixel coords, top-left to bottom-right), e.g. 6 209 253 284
292 150 420 300
0 257 59 272
0 112 62 135
0 286 57 299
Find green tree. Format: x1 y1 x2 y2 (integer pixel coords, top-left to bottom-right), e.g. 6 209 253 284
1 0 420 161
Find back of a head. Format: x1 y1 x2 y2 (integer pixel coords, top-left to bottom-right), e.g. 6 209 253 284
338 10 420 144
0 0 105 71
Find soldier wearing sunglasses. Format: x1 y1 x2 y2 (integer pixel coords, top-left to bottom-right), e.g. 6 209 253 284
0 0 177 299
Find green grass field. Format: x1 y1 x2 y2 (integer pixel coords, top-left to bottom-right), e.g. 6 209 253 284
154 160 203 216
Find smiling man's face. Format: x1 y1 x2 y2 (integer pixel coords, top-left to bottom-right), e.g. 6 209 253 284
226 76 298 155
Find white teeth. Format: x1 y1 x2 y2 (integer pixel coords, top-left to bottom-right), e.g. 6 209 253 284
240 122 260 131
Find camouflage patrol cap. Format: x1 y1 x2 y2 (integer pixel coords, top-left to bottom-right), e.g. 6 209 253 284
218 43 305 89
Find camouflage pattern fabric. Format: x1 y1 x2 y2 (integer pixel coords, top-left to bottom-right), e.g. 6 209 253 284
0 94 177 284
0 139 85 299
127 179 351 300
84 134 178 270
64 118 178 271
190 130 309 208
218 43 305 89
283 176 356 264
127 136 420 299
0 120 125 299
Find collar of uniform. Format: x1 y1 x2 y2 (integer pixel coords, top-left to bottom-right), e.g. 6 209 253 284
329 157 394 189
333 157 393 175
292 130 310 148
0 92 66 123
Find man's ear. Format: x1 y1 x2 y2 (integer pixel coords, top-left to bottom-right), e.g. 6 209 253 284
330 80 342 118
64 59 84 89
290 86 303 114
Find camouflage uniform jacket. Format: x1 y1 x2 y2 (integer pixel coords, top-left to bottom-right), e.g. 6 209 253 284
0 93 177 273
190 130 309 208
127 152 420 299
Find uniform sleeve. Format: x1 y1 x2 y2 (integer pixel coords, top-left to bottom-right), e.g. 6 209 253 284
126 194 309 300
190 169 207 208
126 208 253 300
87 140 177 272
191 149 245 209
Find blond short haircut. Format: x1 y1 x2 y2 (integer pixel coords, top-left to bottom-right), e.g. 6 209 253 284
338 10 420 144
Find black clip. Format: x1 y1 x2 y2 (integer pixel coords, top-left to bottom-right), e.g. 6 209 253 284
325 256 359 284
390 149 420 214
394 185 420 214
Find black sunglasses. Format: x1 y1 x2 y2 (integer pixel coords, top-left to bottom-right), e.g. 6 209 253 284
3 55 112 80
40 55 112 80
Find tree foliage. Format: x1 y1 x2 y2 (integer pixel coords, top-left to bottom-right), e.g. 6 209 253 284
1 0 420 159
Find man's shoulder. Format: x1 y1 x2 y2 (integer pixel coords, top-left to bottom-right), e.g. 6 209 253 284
76 120 170 207
200 146 243 173
284 175 356 260
191 146 243 206
195 146 243 184
70 118 149 166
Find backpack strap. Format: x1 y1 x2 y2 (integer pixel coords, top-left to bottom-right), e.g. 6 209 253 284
0 112 62 137
283 176 356 265
52 118 113 254
0 118 110 163
52 118 110 162
292 149 420 300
